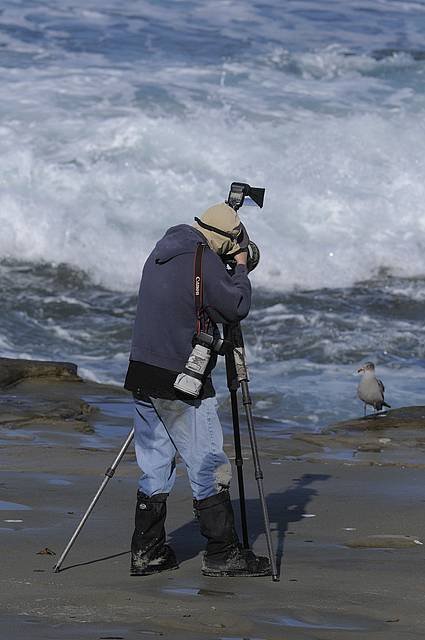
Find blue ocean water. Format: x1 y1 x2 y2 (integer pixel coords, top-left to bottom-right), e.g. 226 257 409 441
1 0 425 431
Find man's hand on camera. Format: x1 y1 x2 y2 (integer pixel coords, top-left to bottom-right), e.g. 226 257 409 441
234 250 248 266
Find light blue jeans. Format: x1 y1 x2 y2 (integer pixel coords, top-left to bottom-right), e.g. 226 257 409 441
133 396 232 501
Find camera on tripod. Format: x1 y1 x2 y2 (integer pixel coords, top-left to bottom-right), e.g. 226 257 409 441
224 181 264 273
174 180 266 398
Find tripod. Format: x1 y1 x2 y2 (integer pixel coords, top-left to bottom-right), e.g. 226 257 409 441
224 322 279 581
54 326 278 581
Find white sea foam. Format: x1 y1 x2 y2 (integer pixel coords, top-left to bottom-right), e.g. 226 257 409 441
78 366 121 386
1 1 425 293
47 324 92 344
42 295 92 309
0 335 13 350
2 102 425 292
386 283 425 302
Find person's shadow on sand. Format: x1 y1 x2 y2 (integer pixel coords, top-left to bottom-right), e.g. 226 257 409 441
169 473 331 576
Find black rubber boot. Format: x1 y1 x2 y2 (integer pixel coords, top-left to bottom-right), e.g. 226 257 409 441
130 491 179 576
194 490 271 577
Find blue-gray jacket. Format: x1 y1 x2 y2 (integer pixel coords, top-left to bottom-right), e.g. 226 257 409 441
129 224 251 373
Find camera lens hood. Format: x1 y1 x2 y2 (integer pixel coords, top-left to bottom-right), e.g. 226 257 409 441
246 241 260 272
223 240 260 273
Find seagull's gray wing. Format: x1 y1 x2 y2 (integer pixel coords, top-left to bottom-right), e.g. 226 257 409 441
377 378 385 395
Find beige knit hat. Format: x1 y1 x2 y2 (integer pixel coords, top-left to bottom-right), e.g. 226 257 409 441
193 203 249 256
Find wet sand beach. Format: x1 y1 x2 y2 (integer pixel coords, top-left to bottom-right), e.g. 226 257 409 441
1 358 424 640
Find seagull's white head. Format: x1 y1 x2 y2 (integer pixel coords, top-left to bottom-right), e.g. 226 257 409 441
357 361 375 374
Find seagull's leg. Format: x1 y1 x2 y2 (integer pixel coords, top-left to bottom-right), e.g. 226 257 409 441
364 403 367 417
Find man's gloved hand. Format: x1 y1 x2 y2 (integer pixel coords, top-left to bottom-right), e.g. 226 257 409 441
234 250 248 266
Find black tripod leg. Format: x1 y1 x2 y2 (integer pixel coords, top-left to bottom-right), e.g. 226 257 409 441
224 322 278 581
241 381 279 581
230 389 249 549
224 324 250 549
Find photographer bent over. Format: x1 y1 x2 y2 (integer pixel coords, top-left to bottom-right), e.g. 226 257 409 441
124 202 271 577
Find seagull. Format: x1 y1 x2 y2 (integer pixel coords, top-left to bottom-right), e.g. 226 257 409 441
357 362 391 417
